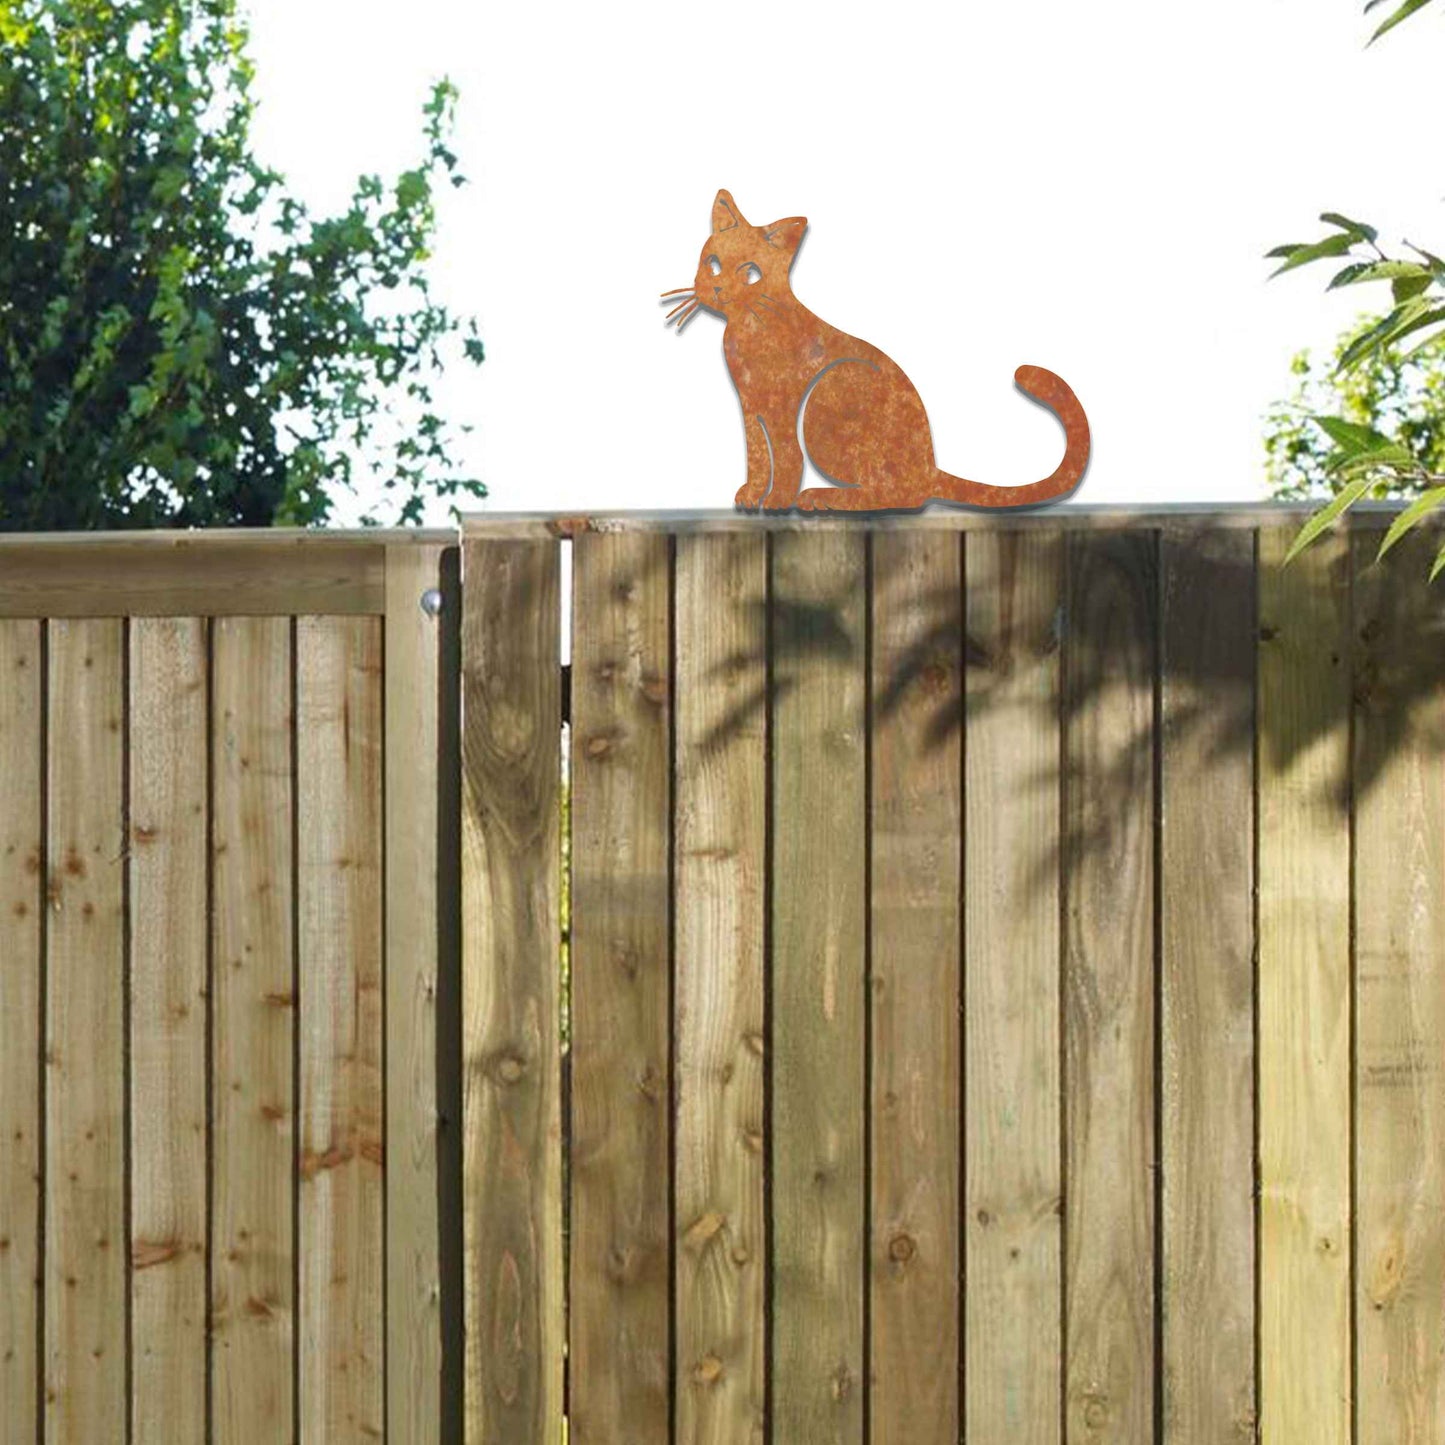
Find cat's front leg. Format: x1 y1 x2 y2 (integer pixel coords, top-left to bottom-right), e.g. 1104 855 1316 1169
734 412 772 511
758 415 803 511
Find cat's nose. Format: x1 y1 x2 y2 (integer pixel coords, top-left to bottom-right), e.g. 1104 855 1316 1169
713 285 723 298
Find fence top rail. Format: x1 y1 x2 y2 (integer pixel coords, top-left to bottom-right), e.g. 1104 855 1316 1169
0 526 456 550
460 501 1429 539
0 528 457 618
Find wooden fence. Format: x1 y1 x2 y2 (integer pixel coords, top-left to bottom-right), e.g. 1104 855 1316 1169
0 532 462 1443
464 508 1445 1445
2 509 1443 1442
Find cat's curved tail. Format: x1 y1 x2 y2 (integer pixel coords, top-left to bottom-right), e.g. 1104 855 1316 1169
928 365 1090 509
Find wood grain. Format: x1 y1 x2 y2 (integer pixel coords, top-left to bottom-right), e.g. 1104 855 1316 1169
297 617 385 1440
964 531 1065 1445
460 536 564 1442
384 544 456 1445
673 530 767 1445
211 616 296 1443
129 617 210 1443
1062 531 1156 1442
44 619 127 1441
868 530 961 1445
769 528 867 1445
568 530 672 1444
1257 526 1352 1445
1159 528 1257 1441
0 621 42 1442
1352 525 1445 1443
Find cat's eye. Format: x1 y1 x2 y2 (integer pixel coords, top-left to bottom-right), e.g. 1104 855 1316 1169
740 262 763 285
707 255 722 276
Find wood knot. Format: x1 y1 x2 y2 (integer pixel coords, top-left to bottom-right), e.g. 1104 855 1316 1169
683 1210 725 1254
1083 1396 1109 1428
976 1209 992 1227
830 1364 853 1401
742 1030 765 1058
692 1355 723 1386
888 1233 916 1264
491 1052 527 1085
584 733 614 759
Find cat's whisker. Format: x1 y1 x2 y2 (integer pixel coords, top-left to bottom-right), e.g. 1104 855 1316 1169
754 296 783 312
758 293 783 306
747 304 770 325
664 296 695 320
668 301 699 328
660 287 695 298
675 304 703 333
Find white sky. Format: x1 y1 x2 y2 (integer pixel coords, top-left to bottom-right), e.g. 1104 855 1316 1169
243 0 1444 523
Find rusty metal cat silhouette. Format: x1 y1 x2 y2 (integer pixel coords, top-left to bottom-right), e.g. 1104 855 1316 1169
663 190 1090 513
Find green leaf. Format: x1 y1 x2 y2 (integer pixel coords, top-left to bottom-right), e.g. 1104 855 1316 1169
1394 272 1437 303
1327 259 1432 289
1377 485 1445 558
1284 474 1379 564
1269 232 1357 277
1313 414 1392 453
1431 538 1445 582
1370 0 1434 41
1320 211 1380 244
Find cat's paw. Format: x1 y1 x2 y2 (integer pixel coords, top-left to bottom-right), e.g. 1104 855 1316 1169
734 483 767 511
796 486 848 511
760 489 798 511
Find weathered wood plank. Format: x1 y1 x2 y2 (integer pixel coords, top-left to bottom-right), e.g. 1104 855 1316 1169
297 617 385 1441
1257 526 1352 1445
1159 528 1257 1442
211 616 296 1443
770 528 867 1445
44 619 126 1441
129 617 209 1443
673 530 768 1445
868 530 961 1445
964 531 1065 1445
461 536 564 1442
1062 531 1156 1442
568 530 672 1444
385 544 457 1445
1352 525 1445 1443
0 621 42 1442
0 541 387 617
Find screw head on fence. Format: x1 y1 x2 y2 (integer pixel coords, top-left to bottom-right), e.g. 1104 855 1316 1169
420 588 444 617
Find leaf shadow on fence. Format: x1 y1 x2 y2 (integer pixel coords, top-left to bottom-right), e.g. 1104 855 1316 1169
681 525 1445 893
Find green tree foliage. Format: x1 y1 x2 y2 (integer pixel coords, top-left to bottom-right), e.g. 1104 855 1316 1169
1264 332 1445 499
0 0 484 529
1266 0 1444 574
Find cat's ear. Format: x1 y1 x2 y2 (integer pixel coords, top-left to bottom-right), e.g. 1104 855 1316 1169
762 216 808 256
712 189 747 233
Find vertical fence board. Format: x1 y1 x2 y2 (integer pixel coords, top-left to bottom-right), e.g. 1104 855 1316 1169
45 618 127 1441
965 531 1065 1444
211 616 296 1443
770 529 867 1445
569 531 672 1444
1352 526 1445 1442
1063 532 1156 1442
129 617 209 1443
1159 529 1258 1441
385 544 455 1445
0 621 42 1441
673 531 767 1445
461 537 564 1442
298 616 385 1440
1257 526 1352 1445
868 530 961 1445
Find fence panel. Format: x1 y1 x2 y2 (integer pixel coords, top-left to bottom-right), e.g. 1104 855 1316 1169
869 530 961 1445
568 528 673 1444
0 532 457 1445
1258 526 1353 1445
